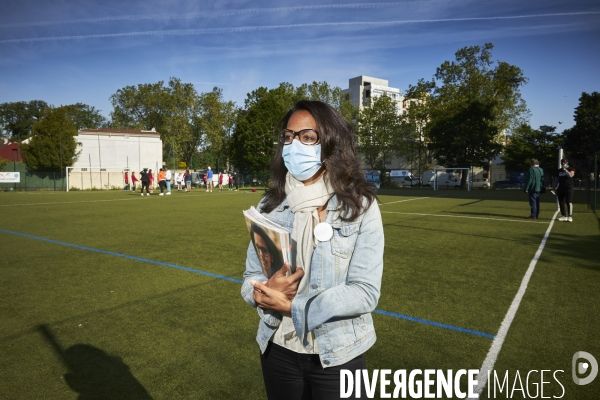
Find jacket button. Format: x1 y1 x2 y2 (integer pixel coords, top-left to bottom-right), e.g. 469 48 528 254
311 284 318 289
324 360 330 365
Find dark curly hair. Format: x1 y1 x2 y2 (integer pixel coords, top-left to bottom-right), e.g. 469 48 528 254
260 100 376 222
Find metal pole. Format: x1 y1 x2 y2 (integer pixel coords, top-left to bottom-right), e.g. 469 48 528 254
595 153 597 213
558 148 563 212
13 148 17 191
98 135 103 189
89 154 92 189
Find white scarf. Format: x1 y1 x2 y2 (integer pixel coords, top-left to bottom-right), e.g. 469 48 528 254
271 172 334 353
285 172 334 294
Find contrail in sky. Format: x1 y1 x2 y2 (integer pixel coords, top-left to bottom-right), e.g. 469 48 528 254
1 11 598 44
0 3 409 28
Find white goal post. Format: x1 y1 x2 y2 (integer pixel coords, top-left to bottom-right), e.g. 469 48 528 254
66 167 133 192
433 168 471 191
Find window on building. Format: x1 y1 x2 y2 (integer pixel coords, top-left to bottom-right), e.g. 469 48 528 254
365 90 371 98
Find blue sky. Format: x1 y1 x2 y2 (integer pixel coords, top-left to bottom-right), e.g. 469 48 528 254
1 0 599 131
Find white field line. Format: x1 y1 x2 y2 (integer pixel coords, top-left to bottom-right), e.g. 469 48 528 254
380 211 548 224
0 191 246 207
469 210 559 399
380 194 447 205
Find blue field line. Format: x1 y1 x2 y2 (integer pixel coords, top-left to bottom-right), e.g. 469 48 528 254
373 309 495 339
0 228 243 284
1 228 495 339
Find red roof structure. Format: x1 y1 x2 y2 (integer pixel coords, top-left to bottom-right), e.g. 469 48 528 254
0 142 22 162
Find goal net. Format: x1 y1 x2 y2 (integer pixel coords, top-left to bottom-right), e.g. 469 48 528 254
433 168 471 191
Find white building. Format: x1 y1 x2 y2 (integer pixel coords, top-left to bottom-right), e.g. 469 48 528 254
67 128 163 190
342 75 405 115
73 128 163 171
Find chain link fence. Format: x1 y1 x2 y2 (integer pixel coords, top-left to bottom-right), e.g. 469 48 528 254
1 163 66 191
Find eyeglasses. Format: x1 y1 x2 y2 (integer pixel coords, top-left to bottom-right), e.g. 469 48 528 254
279 129 320 145
256 245 271 258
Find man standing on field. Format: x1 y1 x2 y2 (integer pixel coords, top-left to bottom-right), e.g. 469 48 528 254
206 166 213 193
524 158 544 219
165 167 172 195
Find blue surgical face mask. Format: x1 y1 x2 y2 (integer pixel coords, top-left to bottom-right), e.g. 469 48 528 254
282 140 322 181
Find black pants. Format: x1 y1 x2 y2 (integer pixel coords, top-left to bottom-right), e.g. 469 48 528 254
141 181 149 194
557 187 573 216
260 342 367 400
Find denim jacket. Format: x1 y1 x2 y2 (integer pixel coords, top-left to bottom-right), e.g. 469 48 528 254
241 194 384 368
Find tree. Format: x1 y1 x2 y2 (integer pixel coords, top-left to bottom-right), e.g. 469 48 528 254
109 81 168 132
61 103 108 130
109 78 238 168
562 92 600 159
230 81 356 175
0 100 49 142
415 43 529 187
231 84 297 175
20 107 79 171
428 101 502 180
403 79 436 177
356 94 404 184
503 124 561 174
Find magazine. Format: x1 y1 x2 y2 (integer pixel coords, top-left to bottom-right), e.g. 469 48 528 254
243 206 293 278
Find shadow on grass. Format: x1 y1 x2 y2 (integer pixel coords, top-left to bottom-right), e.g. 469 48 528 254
37 324 153 399
382 219 540 246
541 231 600 272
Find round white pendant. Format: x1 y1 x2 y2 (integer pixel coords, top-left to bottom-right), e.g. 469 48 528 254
314 222 333 242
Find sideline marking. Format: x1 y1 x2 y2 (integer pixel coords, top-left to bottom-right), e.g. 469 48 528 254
0 228 243 284
469 210 559 398
0 191 250 207
374 310 494 339
381 211 548 224
0 228 495 339
380 194 448 205
381 197 425 205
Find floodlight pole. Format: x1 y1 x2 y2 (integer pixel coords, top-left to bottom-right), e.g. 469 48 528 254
557 147 563 212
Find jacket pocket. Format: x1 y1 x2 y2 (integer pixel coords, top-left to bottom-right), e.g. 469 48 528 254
331 222 360 258
352 315 372 342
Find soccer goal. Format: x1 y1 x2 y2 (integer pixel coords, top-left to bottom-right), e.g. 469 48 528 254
433 168 471 191
66 167 130 192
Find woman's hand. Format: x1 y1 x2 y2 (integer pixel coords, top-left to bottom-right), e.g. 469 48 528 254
265 264 304 300
252 280 292 317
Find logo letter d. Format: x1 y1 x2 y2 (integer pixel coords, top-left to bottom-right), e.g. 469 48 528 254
573 351 598 385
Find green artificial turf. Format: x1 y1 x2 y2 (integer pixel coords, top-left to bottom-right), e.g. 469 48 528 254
0 187 598 399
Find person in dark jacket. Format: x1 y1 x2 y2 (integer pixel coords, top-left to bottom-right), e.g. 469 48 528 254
554 158 575 222
139 168 150 196
523 158 544 219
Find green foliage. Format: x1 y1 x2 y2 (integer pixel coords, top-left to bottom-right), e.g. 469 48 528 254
109 78 238 169
428 101 502 176
357 94 404 175
61 103 108 130
562 91 600 159
503 124 561 173
231 81 355 174
403 79 437 173
408 43 529 183
432 43 528 134
20 107 79 171
0 100 49 142
109 81 167 131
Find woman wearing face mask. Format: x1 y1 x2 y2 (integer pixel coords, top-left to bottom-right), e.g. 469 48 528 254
241 100 384 400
